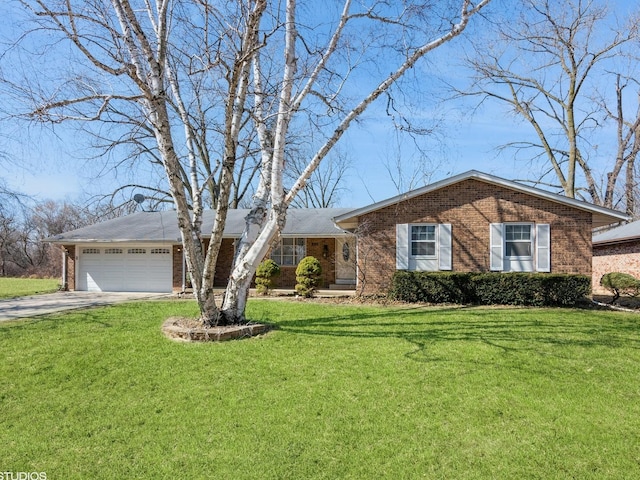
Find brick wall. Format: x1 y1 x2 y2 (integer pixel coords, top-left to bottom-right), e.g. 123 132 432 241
209 237 336 289
63 245 76 290
307 238 336 288
264 238 337 289
356 179 593 295
592 240 640 294
172 245 183 291
214 238 237 287
171 239 240 288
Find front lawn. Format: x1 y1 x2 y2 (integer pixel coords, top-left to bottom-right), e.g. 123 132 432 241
1 300 639 479
0 277 59 299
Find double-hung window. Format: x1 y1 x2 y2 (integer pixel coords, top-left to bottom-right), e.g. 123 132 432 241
505 224 532 258
271 238 305 266
411 225 437 257
396 223 452 271
490 222 550 272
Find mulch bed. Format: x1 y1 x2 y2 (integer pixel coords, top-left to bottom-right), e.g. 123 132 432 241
591 295 640 312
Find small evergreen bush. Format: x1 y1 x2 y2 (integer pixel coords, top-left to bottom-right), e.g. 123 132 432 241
295 256 322 298
255 259 281 295
600 272 640 303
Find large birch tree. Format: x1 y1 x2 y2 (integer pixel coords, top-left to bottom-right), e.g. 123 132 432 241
7 0 491 325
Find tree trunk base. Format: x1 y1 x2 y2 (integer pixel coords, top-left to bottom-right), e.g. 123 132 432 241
162 317 271 342
201 311 245 328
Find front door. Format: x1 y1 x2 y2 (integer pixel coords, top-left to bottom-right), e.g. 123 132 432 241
335 237 356 285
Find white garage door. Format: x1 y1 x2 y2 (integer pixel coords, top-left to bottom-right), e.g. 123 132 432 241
77 245 173 293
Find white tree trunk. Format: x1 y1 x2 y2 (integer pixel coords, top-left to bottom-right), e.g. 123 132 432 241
220 0 492 323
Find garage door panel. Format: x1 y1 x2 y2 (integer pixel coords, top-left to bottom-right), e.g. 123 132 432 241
78 245 172 293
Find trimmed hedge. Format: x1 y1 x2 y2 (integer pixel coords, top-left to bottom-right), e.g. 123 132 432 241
389 271 591 307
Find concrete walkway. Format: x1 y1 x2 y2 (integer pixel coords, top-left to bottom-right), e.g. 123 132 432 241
0 292 171 322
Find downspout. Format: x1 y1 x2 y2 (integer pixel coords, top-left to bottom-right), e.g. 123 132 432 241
182 249 186 293
354 236 360 294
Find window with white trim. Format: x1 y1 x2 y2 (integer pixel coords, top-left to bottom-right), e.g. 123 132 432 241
490 223 550 272
151 248 171 254
411 225 437 257
105 248 123 254
82 248 100 254
128 248 147 254
396 223 452 271
505 224 532 257
271 238 305 266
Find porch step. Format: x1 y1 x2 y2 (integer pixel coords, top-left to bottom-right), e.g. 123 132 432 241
329 283 356 290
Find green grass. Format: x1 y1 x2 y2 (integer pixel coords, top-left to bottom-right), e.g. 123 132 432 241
1 300 640 479
0 277 60 298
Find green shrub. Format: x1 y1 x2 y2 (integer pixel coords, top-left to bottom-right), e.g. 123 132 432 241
255 259 281 295
390 271 591 307
470 273 590 306
600 272 640 303
389 271 472 304
295 256 322 298
540 274 592 306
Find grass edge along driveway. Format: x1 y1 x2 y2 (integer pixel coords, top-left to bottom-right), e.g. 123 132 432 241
1 299 639 479
0 278 60 299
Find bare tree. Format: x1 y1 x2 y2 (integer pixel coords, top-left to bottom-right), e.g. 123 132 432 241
8 0 267 324
461 0 639 207
0 199 94 278
8 0 491 325
381 133 444 196
286 149 351 208
0 204 19 276
600 74 640 216
219 0 492 322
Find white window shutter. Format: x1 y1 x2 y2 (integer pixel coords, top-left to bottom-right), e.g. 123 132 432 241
396 224 409 270
536 223 551 272
490 223 504 271
438 223 452 270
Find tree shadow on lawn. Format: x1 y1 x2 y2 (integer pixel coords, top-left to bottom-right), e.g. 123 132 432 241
272 305 640 363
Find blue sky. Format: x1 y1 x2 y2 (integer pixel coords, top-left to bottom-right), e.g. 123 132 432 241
0 33 532 210
1 98 526 208
0 0 629 210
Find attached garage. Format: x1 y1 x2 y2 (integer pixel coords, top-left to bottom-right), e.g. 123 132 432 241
77 244 173 293
47 208 357 293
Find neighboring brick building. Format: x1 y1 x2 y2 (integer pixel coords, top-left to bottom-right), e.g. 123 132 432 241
48 171 628 296
592 220 640 294
334 170 628 296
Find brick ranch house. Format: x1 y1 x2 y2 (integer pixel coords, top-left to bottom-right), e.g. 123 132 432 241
592 220 640 295
49 171 627 295
333 170 628 295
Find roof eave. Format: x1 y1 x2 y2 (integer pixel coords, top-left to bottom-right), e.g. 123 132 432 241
46 238 180 244
593 234 640 246
333 170 630 227
591 215 630 229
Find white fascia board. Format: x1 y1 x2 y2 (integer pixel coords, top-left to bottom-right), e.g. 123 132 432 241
333 170 630 228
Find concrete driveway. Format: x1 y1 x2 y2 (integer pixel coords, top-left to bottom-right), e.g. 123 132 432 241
0 291 171 322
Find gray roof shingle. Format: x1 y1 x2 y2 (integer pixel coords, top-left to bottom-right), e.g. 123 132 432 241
593 219 640 245
47 208 354 243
